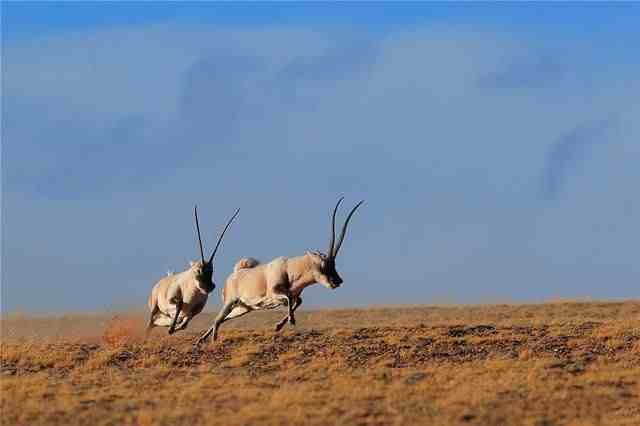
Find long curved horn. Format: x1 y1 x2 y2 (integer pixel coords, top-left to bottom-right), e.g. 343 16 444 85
328 197 344 258
208 208 240 263
333 200 364 258
194 205 205 264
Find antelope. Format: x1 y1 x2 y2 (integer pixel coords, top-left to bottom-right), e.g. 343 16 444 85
196 197 363 345
146 206 240 336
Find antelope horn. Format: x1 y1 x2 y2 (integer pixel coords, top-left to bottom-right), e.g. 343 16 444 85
333 200 364 258
208 208 240 263
194 205 205 264
328 197 344 258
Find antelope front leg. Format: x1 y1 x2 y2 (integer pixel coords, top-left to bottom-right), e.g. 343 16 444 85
195 300 236 345
289 296 302 326
274 295 295 332
168 300 183 335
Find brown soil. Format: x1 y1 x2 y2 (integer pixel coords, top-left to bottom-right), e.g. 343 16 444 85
2 301 639 425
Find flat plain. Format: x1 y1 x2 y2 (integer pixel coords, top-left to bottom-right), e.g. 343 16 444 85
1 301 639 426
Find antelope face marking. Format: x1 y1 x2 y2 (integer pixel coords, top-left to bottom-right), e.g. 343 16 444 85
191 261 215 293
322 257 343 289
308 252 343 290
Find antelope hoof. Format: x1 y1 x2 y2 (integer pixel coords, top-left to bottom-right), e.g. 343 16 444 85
168 328 175 335
289 317 296 326
194 333 208 346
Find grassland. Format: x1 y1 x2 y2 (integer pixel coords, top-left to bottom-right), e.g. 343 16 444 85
1 301 639 426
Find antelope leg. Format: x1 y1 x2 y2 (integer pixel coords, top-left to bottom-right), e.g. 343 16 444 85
196 300 236 345
145 303 160 337
274 294 294 332
168 300 183 335
289 296 302 326
174 315 192 332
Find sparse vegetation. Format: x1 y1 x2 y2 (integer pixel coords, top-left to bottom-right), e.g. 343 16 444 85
2 301 639 425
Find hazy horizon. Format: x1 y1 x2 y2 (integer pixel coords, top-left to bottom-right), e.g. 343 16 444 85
2 3 639 313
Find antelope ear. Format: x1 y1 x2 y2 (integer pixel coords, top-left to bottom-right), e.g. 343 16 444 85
306 251 325 264
189 261 196 267
305 251 319 261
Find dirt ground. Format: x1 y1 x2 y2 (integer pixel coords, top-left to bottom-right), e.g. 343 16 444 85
1 301 639 425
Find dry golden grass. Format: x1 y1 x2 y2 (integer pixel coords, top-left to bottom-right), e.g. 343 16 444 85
1 301 639 425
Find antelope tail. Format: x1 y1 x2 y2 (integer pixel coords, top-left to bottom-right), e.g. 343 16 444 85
233 257 260 273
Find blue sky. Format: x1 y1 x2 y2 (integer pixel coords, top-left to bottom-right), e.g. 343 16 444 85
5 3 640 40
2 3 639 312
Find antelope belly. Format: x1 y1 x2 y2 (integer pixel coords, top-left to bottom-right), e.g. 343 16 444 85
247 296 286 310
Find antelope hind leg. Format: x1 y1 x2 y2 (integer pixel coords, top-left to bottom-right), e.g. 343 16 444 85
224 305 251 321
152 314 174 327
195 300 237 345
174 315 192 332
146 303 160 337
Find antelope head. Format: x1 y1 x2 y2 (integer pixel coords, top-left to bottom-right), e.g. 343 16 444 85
307 197 364 290
191 206 240 293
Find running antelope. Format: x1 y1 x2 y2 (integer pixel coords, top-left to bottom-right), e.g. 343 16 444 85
196 198 363 344
146 206 240 336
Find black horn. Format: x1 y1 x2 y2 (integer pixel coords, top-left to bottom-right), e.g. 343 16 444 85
333 200 364 258
194 205 205 264
328 197 344 258
208 208 240 264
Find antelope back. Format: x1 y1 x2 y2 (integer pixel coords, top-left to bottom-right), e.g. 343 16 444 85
223 258 282 304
